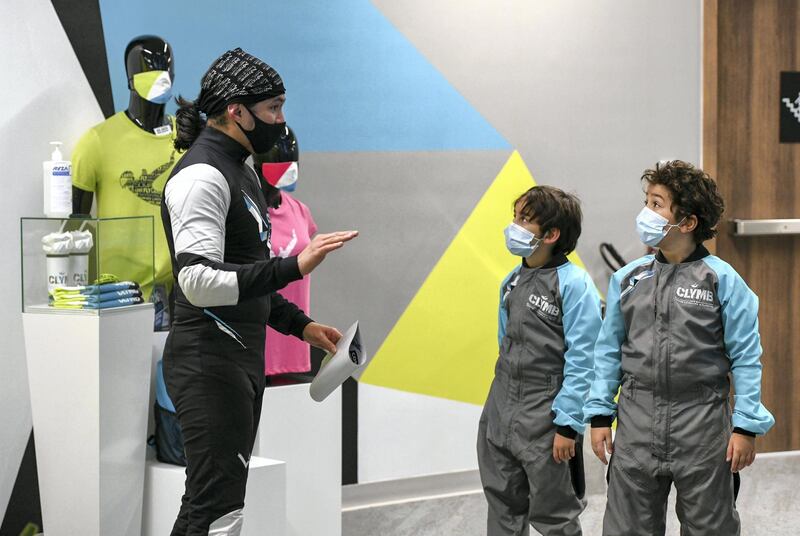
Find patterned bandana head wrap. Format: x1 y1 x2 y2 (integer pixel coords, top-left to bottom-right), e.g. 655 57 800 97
196 48 285 116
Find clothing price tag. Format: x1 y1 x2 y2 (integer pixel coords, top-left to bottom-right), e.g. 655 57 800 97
154 124 173 137
309 321 369 402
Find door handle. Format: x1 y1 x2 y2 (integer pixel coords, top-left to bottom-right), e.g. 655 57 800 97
731 219 800 236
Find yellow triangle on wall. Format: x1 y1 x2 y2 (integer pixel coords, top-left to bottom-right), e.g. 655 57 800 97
361 151 587 405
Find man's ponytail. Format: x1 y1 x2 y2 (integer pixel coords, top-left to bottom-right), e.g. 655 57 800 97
174 95 205 151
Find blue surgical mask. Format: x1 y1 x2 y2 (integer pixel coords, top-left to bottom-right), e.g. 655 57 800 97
504 223 540 257
636 207 685 247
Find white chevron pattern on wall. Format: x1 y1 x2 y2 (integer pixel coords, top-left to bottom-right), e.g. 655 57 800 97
0 0 104 523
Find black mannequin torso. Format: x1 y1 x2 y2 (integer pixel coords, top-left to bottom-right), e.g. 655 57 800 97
125 93 170 133
72 35 174 216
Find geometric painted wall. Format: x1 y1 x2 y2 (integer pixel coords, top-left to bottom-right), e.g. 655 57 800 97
2 1 701 528
0 0 107 532
360 151 588 405
97 0 510 153
305 0 701 481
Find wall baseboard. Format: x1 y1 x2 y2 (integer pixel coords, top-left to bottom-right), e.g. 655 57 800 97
342 469 482 511
343 450 800 512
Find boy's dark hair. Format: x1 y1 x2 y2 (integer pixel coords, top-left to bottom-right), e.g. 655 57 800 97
514 185 582 256
641 160 725 243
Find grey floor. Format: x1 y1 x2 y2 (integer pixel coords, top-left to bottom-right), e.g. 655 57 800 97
343 452 800 536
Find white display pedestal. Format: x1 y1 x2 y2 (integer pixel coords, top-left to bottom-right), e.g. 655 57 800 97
142 452 286 536
22 303 154 536
253 383 342 536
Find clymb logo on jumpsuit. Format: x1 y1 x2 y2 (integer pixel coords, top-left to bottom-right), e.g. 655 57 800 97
675 283 715 308
527 294 560 321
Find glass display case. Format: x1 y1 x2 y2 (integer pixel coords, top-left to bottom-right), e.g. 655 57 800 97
20 216 154 313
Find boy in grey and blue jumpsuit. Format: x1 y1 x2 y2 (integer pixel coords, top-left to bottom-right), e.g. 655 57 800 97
584 160 775 535
478 186 602 536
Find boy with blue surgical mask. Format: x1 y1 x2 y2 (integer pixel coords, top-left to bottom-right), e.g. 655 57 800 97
478 185 602 536
584 160 774 535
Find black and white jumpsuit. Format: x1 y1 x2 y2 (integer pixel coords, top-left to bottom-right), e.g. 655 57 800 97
161 126 313 535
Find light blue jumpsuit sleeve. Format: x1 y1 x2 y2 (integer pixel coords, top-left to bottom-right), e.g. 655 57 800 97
553 266 604 435
705 257 775 435
497 266 520 347
582 271 626 423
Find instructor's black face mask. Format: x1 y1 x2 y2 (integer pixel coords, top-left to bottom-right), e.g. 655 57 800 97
237 106 286 154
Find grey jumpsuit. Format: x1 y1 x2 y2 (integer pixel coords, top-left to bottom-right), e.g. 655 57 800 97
479 255 602 536
584 245 775 535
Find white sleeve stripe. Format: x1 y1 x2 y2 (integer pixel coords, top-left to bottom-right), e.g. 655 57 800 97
165 163 231 263
178 264 239 307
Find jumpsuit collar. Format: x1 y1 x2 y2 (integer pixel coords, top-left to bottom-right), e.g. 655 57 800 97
197 125 251 163
655 243 710 265
521 253 568 271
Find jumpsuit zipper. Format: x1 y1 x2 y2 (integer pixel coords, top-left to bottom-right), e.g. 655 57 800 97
508 272 529 447
664 270 672 460
651 268 660 455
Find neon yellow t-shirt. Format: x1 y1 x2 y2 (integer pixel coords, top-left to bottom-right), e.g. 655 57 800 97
72 112 177 299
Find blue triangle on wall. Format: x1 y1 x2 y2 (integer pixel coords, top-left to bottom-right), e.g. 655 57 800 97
99 0 509 152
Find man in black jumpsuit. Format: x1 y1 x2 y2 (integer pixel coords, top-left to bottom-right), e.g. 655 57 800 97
161 48 357 535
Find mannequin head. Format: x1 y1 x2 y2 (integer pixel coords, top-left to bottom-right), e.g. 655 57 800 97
125 35 174 92
253 126 299 207
125 35 174 131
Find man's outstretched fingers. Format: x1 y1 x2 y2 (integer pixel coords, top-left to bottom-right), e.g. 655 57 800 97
319 242 345 253
319 231 358 243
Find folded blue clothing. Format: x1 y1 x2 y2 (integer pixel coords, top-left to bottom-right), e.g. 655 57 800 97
51 282 141 300
81 281 140 295
84 289 142 304
52 296 145 310
83 297 144 309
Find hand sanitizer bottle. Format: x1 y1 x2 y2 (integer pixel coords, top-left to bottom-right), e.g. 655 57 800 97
43 141 72 218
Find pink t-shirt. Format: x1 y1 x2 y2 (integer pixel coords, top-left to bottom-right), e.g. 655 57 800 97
265 192 317 375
